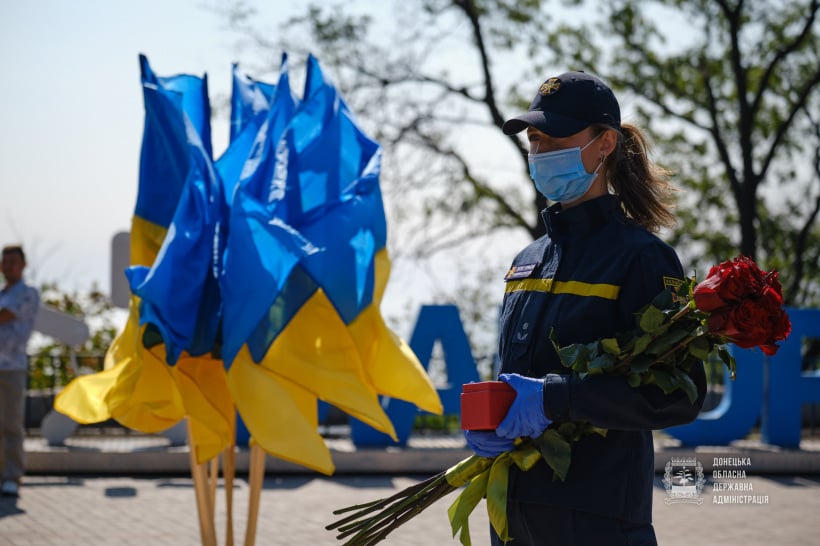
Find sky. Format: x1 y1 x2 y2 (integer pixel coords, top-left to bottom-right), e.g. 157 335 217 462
0 0 526 336
0 1 288 294
2 1 705 339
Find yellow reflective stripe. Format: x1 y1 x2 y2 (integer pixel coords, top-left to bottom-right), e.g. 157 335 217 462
555 280 620 299
504 278 620 300
505 278 555 293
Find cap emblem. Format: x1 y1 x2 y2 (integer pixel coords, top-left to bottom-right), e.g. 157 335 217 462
539 77 561 95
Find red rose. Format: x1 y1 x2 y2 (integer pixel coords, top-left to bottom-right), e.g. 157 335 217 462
706 308 736 337
698 256 791 355
765 270 783 294
757 286 792 353
723 300 775 350
693 256 765 313
692 270 729 312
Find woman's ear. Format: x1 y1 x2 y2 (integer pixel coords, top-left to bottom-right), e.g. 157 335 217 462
599 128 618 157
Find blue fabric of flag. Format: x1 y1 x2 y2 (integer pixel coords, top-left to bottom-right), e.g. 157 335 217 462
229 63 275 143
220 53 321 366
289 55 385 324
218 67 278 207
219 63 276 205
227 54 386 364
133 54 212 229
126 54 226 365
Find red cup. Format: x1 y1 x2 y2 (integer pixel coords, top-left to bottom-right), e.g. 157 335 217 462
460 381 516 430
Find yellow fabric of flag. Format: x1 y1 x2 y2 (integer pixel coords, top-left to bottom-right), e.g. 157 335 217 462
228 347 334 475
172 355 235 464
352 250 442 415
258 288 396 439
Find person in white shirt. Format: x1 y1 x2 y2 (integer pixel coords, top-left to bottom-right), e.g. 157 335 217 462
0 245 40 497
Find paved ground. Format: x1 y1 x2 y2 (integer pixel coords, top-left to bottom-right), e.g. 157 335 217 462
2 473 820 545
2 428 819 545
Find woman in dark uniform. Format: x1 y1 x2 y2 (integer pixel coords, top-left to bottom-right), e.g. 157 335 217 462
465 71 707 545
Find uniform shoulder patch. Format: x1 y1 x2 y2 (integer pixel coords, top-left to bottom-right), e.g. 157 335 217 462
663 276 684 291
504 263 538 281
663 276 685 299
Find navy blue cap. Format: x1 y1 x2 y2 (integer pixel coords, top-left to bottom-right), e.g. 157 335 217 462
502 71 621 137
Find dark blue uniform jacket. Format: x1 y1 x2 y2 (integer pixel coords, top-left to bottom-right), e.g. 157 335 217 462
498 195 707 524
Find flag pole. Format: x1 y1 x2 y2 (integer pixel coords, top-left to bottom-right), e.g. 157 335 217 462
188 422 217 546
224 442 236 546
244 443 266 546
209 456 219 510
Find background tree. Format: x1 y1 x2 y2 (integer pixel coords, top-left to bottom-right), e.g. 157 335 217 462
547 0 820 306
220 0 819 363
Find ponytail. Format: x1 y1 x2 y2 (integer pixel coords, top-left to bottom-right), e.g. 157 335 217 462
602 123 677 233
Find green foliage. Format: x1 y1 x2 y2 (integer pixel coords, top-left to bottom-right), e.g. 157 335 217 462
591 0 820 306
533 428 572 481
639 305 667 334
536 282 745 479
28 283 117 390
414 412 462 433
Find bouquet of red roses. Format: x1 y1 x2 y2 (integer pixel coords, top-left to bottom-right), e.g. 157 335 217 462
326 256 791 545
691 255 791 357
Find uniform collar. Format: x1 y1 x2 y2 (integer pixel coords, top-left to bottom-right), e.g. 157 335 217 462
542 194 624 240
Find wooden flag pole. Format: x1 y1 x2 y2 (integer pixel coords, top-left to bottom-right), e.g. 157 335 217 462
244 443 266 546
188 423 217 546
223 443 236 546
209 456 219 511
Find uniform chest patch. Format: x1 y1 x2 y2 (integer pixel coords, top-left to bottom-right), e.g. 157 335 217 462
504 263 538 281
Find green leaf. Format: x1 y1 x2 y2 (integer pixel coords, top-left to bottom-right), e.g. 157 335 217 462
600 337 620 356
632 334 653 355
616 330 637 350
673 368 699 404
627 373 642 387
638 305 666 334
680 277 694 299
651 288 675 310
557 422 577 438
588 352 616 373
533 429 572 481
645 327 691 356
717 346 737 380
650 369 677 394
556 343 589 369
630 355 654 373
688 336 711 361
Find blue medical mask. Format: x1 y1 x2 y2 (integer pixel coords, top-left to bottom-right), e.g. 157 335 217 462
528 134 603 203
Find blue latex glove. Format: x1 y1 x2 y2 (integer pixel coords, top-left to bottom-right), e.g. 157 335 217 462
464 430 515 458
496 373 552 439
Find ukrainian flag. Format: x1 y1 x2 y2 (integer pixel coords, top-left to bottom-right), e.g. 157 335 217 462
221 54 441 474
56 55 234 463
56 53 442 474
